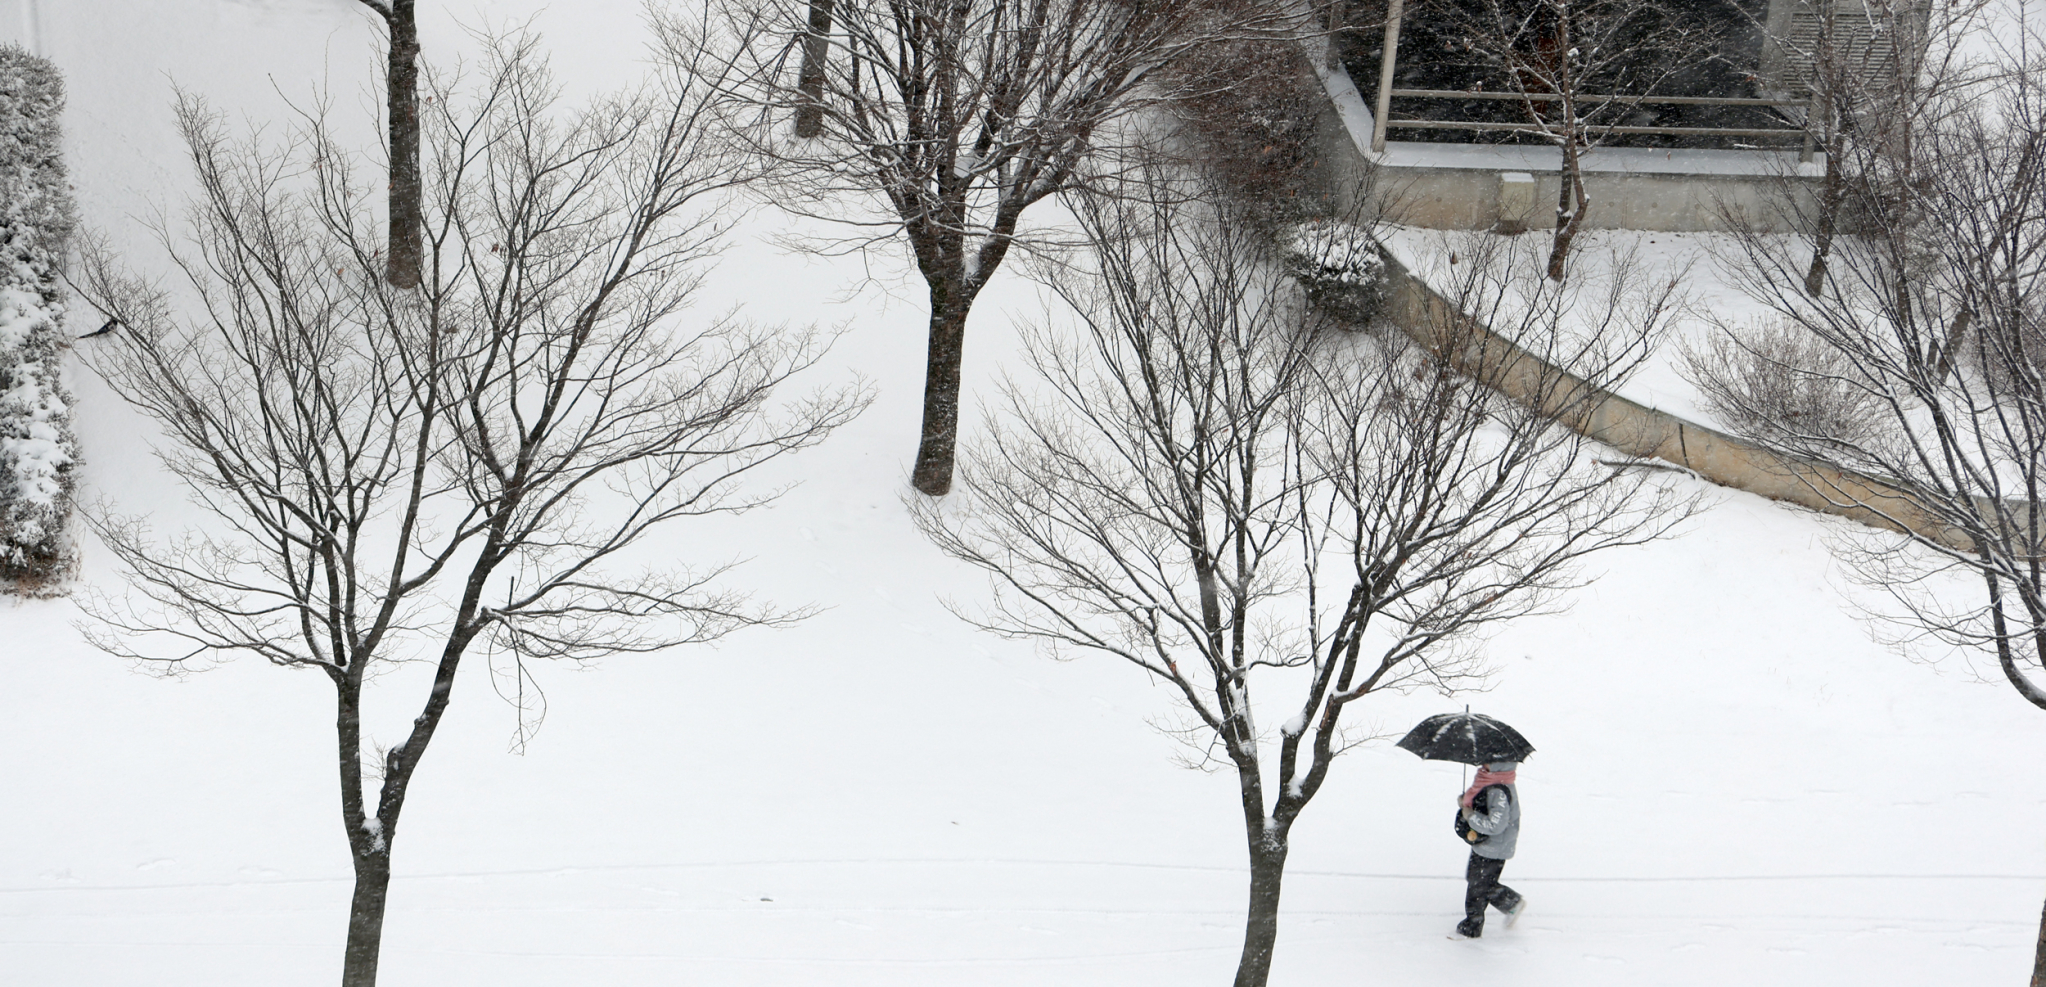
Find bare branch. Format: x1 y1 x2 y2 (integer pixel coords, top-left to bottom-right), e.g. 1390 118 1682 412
73 32 864 985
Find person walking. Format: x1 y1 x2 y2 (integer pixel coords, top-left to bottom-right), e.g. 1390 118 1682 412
1392 711 1535 939
1453 760 1525 939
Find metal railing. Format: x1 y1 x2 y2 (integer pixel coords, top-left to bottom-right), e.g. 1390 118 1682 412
1364 0 1822 156
1378 89 1814 144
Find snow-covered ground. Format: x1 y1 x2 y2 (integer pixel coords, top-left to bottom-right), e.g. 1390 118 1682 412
4 3 2045 985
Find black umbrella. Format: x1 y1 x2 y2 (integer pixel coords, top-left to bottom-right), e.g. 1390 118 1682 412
1396 711 1534 765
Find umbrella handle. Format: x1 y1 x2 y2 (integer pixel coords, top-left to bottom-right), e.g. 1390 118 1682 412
1463 704 1471 789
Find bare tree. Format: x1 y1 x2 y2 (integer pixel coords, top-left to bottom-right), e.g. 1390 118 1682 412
687 0 1311 495
1760 0 1987 297
1715 17 2046 982
912 177 1693 987
1422 0 1721 278
74 36 863 987
350 0 424 288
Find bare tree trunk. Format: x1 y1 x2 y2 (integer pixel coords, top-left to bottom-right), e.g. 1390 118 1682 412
911 287 969 495
1233 833 1289 987
333 671 390 987
341 850 392 987
1547 139 1585 281
794 0 835 138
1805 141 1843 296
1929 306 1971 381
383 0 423 289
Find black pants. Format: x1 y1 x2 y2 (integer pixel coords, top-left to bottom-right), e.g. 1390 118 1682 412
1458 852 1521 937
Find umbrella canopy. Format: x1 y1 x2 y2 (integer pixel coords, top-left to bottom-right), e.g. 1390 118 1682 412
1396 712 1534 765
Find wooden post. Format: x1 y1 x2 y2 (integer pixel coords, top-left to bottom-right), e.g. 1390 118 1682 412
1372 0 1405 153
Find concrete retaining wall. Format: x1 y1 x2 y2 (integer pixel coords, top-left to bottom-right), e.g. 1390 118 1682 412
1365 248 1965 550
1372 159 1809 233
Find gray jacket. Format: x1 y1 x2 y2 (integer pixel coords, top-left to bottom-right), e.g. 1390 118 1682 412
1465 783 1520 860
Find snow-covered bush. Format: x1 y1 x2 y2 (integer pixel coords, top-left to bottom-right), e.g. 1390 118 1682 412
1279 218 1388 325
0 44 79 588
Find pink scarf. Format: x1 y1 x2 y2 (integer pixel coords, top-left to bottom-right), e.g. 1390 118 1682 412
1459 767 1517 808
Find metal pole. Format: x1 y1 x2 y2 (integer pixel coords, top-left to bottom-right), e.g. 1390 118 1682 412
1372 0 1406 154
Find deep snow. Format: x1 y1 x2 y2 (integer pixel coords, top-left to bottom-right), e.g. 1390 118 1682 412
3 2 2045 985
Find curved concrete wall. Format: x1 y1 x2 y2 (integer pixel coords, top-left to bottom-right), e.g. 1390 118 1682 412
1367 256 1965 550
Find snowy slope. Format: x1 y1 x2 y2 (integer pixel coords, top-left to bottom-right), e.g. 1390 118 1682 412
2 3 2044 986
